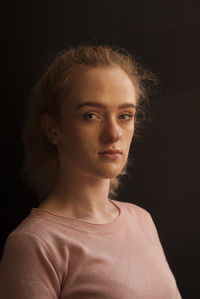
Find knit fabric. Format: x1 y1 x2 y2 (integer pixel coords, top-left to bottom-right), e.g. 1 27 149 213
0 199 182 298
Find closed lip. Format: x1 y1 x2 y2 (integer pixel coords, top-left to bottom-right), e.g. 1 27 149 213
99 149 122 154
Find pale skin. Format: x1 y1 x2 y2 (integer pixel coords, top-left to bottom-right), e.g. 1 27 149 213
39 66 137 224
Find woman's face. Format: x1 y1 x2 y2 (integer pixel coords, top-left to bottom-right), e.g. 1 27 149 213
56 66 137 179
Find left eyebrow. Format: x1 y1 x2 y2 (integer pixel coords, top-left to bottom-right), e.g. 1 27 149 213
75 101 136 111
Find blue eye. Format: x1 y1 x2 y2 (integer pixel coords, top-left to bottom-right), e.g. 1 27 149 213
120 114 133 120
83 113 98 120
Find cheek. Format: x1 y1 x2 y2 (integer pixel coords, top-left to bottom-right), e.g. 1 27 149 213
123 134 134 158
124 126 134 143
65 123 95 151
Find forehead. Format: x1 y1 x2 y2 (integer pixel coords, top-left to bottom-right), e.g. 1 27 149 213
65 66 137 109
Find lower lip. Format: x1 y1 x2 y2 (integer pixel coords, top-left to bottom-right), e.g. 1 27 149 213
99 153 121 159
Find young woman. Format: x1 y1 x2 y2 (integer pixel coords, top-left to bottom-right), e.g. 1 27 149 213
0 45 182 298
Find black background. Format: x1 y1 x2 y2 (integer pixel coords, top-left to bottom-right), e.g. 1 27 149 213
1 1 200 298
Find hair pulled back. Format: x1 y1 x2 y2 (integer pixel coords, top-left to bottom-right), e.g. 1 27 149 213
21 44 155 202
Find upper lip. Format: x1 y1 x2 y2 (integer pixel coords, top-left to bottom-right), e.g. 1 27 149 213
99 149 122 154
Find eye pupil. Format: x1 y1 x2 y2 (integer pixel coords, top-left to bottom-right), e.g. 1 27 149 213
120 114 132 120
88 113 95 118
84 113 96 120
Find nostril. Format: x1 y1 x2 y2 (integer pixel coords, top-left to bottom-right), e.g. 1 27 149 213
101 127 122 143
102 135 120 142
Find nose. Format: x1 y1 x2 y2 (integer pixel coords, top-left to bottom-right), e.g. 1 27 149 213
100 118 122 143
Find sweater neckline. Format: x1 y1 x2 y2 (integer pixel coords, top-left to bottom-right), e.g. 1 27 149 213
31 199 125 233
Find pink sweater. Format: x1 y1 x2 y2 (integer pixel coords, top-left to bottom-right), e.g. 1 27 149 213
0 200 181 298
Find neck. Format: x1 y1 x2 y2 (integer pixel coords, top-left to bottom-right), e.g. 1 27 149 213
39 166 114 220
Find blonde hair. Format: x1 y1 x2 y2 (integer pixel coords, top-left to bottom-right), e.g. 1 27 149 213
21 44 156 202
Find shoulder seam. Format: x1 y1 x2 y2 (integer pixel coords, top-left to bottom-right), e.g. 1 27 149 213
8 231 61 283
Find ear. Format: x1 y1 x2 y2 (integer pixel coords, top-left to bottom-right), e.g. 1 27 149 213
40 112 61 145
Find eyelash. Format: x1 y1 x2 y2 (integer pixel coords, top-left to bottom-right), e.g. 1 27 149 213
83 113 134 121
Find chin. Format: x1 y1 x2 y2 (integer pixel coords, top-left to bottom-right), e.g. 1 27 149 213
95 166 124 179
